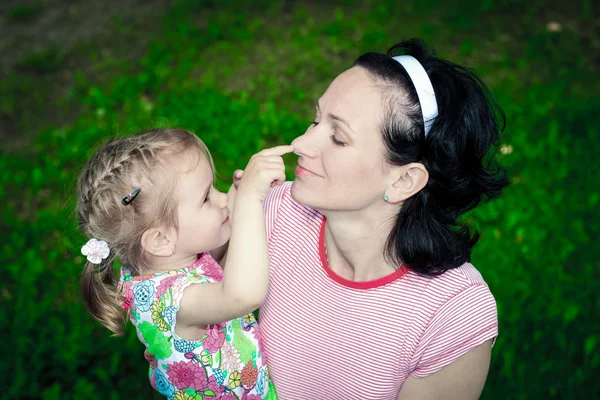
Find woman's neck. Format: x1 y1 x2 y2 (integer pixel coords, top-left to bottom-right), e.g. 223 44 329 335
322 209 397 282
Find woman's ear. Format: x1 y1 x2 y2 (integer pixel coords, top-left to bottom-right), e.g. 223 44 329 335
141 227 176 257
384 162 429 203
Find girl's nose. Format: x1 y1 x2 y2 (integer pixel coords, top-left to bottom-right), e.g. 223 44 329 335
219 191 229 208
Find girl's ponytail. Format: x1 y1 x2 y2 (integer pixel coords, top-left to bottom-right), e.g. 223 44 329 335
80 256 124 336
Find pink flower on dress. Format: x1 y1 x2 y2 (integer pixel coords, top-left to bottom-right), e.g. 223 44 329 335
241 361 258 389
252 326 262 349
220 340 241 371
149 368 157 390
241 394 262 400
203 324 225 354
167 360 208 390
120 282 134 312
203 375 224 399
218 393 237 400
156 274 183 298
201 257 223 281
171 277 193 297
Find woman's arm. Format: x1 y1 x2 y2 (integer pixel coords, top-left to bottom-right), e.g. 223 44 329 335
398 339 493 400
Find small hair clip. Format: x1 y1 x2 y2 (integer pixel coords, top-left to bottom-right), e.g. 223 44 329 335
121 188 141 206
81 238 110 264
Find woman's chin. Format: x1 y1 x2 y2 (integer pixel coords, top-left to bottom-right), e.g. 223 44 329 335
291 180 316 207
291 180 330 211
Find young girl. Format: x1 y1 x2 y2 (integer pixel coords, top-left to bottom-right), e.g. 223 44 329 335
77 128 293 399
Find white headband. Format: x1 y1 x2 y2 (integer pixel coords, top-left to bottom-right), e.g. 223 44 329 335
392 55 438 136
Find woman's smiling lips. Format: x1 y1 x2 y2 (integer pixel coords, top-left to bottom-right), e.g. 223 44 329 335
295 164 319 177
222 216 230 224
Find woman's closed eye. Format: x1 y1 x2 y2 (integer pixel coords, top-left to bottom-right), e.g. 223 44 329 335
310 121 347 146
330 134 346 146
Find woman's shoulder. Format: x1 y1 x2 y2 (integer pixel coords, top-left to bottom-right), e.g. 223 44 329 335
406 263 495 307
407 263 499 379
437 262 489 287
265 181 293 205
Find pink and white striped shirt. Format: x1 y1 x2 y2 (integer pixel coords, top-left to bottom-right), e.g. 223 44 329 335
259 182 498 399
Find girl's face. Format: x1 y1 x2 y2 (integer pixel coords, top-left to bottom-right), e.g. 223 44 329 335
174 152 230 256
291 66 391 212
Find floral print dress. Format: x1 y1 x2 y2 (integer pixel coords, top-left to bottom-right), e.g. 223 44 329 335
117 253 276 400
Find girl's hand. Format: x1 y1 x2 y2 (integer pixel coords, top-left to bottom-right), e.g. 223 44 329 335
236 145 294 202
232 169 243 190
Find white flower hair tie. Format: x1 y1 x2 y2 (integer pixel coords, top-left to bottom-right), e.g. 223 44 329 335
81 238 110 265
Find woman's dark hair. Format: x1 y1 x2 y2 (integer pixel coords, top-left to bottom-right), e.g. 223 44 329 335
353 38 509 276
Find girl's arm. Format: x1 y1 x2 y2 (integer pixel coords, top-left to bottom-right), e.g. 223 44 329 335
177 146 293 327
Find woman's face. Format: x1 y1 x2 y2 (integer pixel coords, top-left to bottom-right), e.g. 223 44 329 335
291 66 391 212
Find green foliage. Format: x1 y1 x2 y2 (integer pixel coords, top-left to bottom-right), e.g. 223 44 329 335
19 45 66 73
8 4 42 21
1 0 597 398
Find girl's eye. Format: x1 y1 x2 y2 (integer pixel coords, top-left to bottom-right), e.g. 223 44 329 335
330 135 346 147
203 195 210 203
310 121 319 127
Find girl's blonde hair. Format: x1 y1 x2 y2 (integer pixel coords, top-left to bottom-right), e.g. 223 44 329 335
77 128 213 335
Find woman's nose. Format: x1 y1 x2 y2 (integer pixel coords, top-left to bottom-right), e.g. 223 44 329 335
292 130 318 158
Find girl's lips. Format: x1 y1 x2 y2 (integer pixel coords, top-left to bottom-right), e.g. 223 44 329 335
222 216 230 224
295 165 318 177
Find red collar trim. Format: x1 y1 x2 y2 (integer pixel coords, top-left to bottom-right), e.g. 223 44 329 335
318 217 409 289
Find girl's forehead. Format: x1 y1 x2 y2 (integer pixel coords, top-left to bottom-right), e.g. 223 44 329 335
170 148 210 172
172 152 213 194
157 149 212 191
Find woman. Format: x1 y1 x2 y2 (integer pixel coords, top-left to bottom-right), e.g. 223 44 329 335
233 38 508 399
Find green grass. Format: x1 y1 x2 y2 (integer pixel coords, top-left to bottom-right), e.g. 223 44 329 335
1 0 598 398
19 45 66 73
8 4 42 21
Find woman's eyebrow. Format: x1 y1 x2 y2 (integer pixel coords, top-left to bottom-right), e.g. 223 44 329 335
316 100 355 135
329 114 355 135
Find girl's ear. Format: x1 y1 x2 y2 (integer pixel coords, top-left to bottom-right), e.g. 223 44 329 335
384 162 429 203
141 227 176 257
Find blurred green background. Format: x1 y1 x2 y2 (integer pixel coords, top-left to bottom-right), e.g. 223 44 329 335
1 0 598 398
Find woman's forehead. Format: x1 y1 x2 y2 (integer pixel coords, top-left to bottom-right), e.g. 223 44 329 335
320 67 383 129
326 67 376 95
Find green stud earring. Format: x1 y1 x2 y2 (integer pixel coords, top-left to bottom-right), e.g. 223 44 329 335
383 195 389 201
